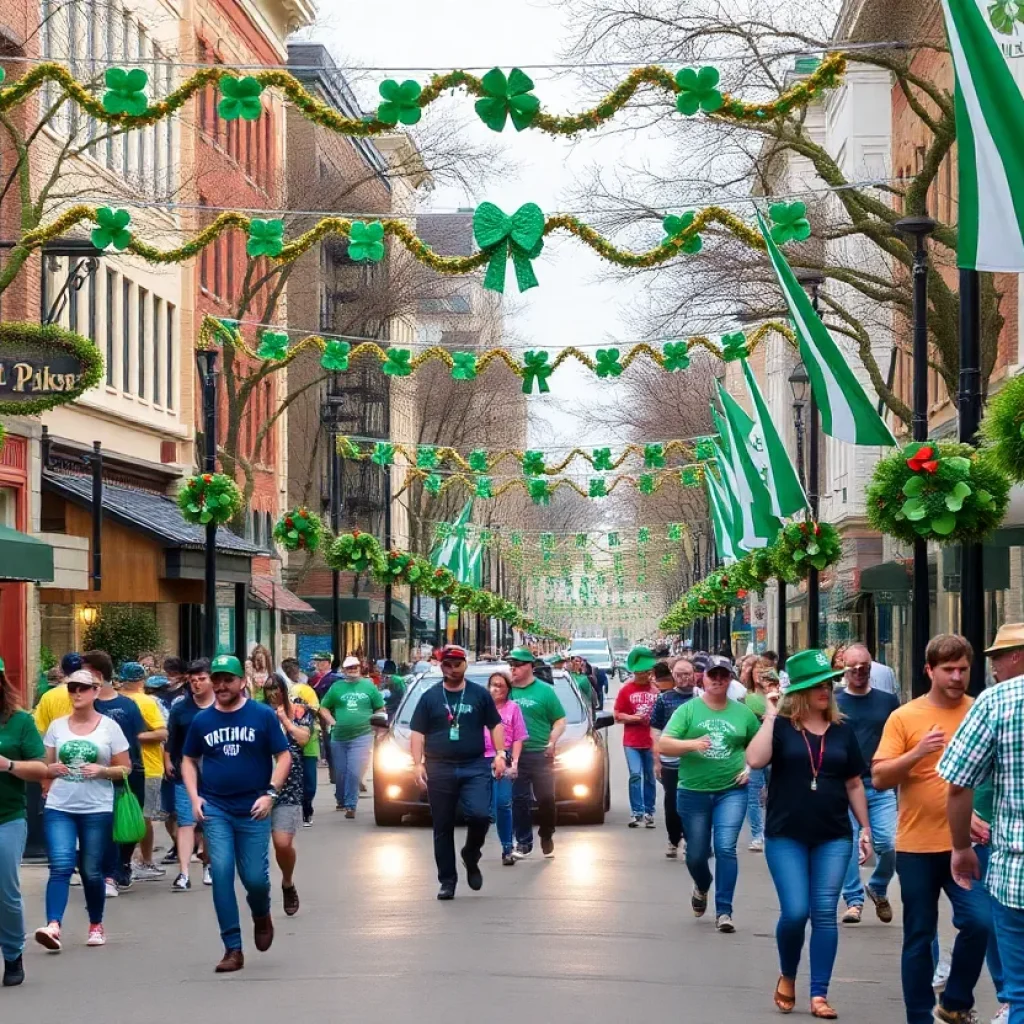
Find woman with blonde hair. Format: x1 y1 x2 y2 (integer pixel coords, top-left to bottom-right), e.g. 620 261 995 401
746 650 872 1019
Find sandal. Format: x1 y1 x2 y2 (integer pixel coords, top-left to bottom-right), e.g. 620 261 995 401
773 976 796 1014
810 997 838 1019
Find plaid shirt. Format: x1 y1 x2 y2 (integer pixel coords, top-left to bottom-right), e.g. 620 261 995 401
938 675 1024 909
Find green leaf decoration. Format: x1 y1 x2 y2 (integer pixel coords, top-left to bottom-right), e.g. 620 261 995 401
945 480 973 511
177 473 242 526
348 221 386 263
988 0 1024 34
643 443 665 469
218 76 264 121
594 348 624 378
247 218 284 258
416 446 440 470
370 442 396 466
681 465 701 488
902 496 928 521
382 349 412 376
720 331 748 361
768 201 812 245
592 447 614 471
661 211 703 254
256 331 289 360
451 351 477 380
638 527 651 544
376 78 422 125
474 475 493 498
473 202 545 294
474 67 540 132
424 473 443 495
102 67 149 116
520 350 553 393
468 449 489 473
931 512 958 535
675 66 724 116
272 507 325 552
662 342 691 372
90 207 132 251
977 489 995 509
668 523 683 541
527 477 551 505
589 477 608 498
320 340 351 372
902 474 926 497
521 450 546 475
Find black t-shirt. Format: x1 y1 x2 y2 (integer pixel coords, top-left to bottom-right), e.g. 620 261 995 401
765 717 867 846
835 687 900 778
409 681 501 763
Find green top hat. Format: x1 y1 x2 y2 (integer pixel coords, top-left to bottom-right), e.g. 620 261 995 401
507 646 535 663
784 649 844 695
210 653 244 678
626 645 657 673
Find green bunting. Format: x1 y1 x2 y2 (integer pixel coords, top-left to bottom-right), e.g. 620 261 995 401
348 221 386 262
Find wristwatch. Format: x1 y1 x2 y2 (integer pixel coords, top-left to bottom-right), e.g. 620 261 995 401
266 785 280 802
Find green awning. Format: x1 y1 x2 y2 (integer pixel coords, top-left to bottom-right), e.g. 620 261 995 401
0 525 54 583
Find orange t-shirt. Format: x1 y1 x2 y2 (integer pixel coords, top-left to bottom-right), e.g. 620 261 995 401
873 694 974 853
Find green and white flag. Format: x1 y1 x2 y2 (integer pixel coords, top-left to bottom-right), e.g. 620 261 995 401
757 211 898 447
940 0 1024 270
430 499 482 585
705 465 741 563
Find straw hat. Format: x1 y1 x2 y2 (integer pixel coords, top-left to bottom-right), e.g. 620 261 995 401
985 624 1024 655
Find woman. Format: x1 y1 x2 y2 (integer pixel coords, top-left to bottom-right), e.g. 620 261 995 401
0 657 47 986
745 649 871 1019
658 657 760 934
262 677 313 916
742 658 775 853
36 669 131 951
483 672 527 866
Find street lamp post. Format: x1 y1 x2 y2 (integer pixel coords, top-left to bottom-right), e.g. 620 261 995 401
196 348 220 657
786 360 810 663
322 379 344 669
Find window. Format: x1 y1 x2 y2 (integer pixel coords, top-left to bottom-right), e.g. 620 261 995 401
67 1 79 138
104 4 118 169
122 278 131 392
264 112 272 187
153 296 163 405
138 287 148 398
252 510 262 546
85 0 98 149
166 303 175 408
106 269 116 385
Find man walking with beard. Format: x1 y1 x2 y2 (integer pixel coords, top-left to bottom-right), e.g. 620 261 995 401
410 645 504 900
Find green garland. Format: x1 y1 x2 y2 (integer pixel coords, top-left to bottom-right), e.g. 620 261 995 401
980 373 1024 482
0 321 104 415
865 441 1009 546
177 473 244 526
272 507 325 552
771 522 843 583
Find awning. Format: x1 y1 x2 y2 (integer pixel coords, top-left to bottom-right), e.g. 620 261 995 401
0 525 54 582
249 577 317 615
302 597 371 622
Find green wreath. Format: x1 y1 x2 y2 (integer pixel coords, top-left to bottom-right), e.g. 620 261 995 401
980 373 1024 482
325 530 386 574
272 507 325 552
866 441 1009 546
772 522 842 582
177 473 243 526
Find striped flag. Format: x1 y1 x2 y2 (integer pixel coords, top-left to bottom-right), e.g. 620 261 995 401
430 499 482 585
940 0 1024 270
705 465 741 563
757 211 897 447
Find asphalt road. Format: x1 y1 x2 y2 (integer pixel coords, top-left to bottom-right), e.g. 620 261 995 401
6 725 998 1022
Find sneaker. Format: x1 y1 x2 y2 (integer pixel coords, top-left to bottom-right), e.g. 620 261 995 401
932 958 951 993
69 869 81 887
628 815 641 828
115 876 132 892
302 815 313 828
748 839 764 853
541 836 555 858
934 1008 981 1024
34 924 61 952
344 808 356 819
86 924 106 947
666 842 679 859
691 886 709 918
512 844 532 860
842 904 863 924
461 851 483 890
282 884 300 917
991 1007 1010 1024
2 955 24 987
865 884 893 923
715 914 735 934
104 880 119 898
132 862 166 882
644 814 656 829
203 865 212 886
161 846 178 865
215 949 244 973
172 873 191 892
502 852 516 866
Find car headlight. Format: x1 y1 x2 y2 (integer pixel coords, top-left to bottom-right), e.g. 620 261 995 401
377 740 414 773
556 741 597 771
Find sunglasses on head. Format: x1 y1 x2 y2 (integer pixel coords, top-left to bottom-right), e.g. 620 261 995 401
67 682 96 694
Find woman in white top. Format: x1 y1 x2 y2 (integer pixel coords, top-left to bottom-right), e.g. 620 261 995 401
35 669 130 952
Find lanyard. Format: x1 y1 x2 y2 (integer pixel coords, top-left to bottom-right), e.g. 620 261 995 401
442 686 467 728
801 726 829 791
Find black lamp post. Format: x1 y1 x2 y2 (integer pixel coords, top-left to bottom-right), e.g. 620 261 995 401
783 359 812 664
322 379 344 669
196 347 220 657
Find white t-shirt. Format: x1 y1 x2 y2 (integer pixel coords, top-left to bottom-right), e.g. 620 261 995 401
44 715 130 814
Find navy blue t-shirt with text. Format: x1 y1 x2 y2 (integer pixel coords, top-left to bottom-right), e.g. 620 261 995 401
182 699 289 816
97 694 146 772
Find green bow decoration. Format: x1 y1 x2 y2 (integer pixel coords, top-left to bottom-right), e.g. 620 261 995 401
638 474 656 495
468 450 489 473
720 332 748 361
644 444 665 469
675 66 724 116
594 348 624 378
521 450 546 475
416 446 440 470
102 68 149 116
218 76 264 121
423 473 443 495
661 211 703 254
382 349 412 376
662 342 691 372
528 477 551 505
473 202 545 294
474 67 540 132
520 351 553 394
247 219 284 258
474 475 493 498
320 340 351 372
348 221 386 263
376 79 422 125
681 465 702 488
90 207 132 251
695 436 717 460
769 202 812 245
451 352 477 380
592 448 614 471
668 523 683 541
589 477 608 498
370 442 395 466
256 331 289 361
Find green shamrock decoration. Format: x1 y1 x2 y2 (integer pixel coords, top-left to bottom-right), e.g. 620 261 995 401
424 473 443 495
520 351 553 394
608 532 620 547
681 466 701 488
527 477 551 505
662 342 690 372
348 221 386 263
468 450 489 473
575 533 588 549
218 76 264 121
510 532 523 547
382 349 412 376
376 79 423 125
475 68 540 132
416 446 440 470
638 474 656 495
594 349 624 378
451 352 477 380
521 450 546 475
320 340 351 372
90 207 132 251
474 475 493 498
644 444 665 469
720 332 748 361
988 0 1024 33
370 442 395 466
695 437 717 460
668 523 683 541
256 331 288 360
247 219 284 258
592 448 614 471
675 67 724 116
102 68 149 116
769 202 812 245
661 211 703 254
473 202 545 294
0 68 5 86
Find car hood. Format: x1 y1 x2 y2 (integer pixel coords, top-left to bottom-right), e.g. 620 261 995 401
390 717 589 751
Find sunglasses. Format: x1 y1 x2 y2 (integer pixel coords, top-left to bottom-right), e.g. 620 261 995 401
67 682 96 694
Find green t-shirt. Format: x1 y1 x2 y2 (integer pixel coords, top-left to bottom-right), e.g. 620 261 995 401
744 692 767 719
509 680 566 752
974 775 995 825
571 673 593 703
0 711 45 825
321 679 384 741
662 697 760 792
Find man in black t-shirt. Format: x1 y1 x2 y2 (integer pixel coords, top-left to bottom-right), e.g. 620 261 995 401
410 645 505 900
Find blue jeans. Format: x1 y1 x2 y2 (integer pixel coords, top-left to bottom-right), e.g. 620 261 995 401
624 746 656 817
896 850 991 1023
425 759 492 886
202 803 272 951
976 843 1007 1002
746 768 766 843
842 782 897 907
990 896 1024 1023
765 836 852 998
43 808 112 926
492 772 514 855
331 733 374 811
0 818 28 961
676 786 747 916
302 755 318 819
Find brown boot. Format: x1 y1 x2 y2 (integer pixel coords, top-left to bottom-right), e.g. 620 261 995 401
215 949 244 973
253 914 274 952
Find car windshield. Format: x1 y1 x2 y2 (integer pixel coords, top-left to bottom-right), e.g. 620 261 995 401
397 666 586 728
569 640 607 652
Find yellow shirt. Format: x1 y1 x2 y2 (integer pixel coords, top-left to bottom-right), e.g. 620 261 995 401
34 685 73 736
126 691 167 778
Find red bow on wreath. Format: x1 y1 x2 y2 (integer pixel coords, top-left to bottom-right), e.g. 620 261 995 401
907 446 939 474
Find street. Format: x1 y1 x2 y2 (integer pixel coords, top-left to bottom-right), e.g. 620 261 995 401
6 728 996 1023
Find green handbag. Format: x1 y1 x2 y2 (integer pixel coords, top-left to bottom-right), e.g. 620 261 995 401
112 770 146 844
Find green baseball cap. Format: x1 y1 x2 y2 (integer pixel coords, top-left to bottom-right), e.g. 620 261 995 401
626 645 657 673
210 654 244 678
544 652 567 665
507 646 535 664
312 651 333 662
784 649 844 694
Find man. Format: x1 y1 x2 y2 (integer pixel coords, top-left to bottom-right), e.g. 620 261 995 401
836 643 901 925
650 657 696 857
308 651 336 700
567 655 595 708
376 659 407 722
182 653 291 973
940 624 1024 1024
279 658 321 827
409 645 504 900
614 646 660 829
873 634 991 1024
32 652 82 732
149 657 189 864
507 645 566 859
694 655 747 701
